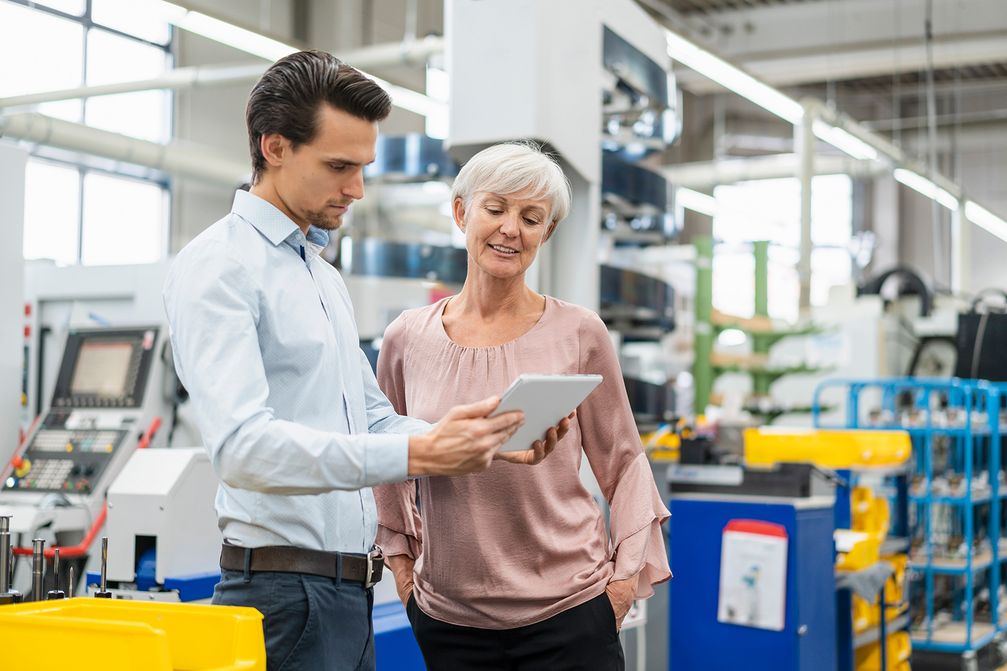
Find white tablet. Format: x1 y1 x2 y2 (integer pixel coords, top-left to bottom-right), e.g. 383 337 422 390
489 374 603 452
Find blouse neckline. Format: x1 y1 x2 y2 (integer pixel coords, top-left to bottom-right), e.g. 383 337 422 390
435 295 553 351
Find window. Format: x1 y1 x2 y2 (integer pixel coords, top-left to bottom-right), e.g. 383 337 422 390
2 0 173 265
712 175 853 323
81 173 167 265
22 160 80 266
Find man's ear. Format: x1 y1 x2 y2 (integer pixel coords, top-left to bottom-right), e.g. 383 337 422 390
452 197 467 233
260 133 288 170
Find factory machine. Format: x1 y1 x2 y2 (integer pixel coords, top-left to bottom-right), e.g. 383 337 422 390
1 324 172 598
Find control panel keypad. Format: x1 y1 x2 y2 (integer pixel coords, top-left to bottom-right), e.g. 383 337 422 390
32 429 120 453
4 428 126 493
26 459 74 490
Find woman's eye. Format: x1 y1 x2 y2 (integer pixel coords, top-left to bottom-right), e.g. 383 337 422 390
524 218 541 226
486 208 503 215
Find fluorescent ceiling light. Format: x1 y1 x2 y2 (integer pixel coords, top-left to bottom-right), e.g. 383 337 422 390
663 24 1007 253
965 200 1007 243
665 29 887 163
161 3 295 60
893 169 959 211
155 2 444 118
677 187 717 217
376 80 448 119
811 121 878 161
666 30 803 124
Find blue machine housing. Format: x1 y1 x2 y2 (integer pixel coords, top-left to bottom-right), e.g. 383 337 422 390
668 495 837 671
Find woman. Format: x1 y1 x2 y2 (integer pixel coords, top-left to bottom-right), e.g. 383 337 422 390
375 142 670 670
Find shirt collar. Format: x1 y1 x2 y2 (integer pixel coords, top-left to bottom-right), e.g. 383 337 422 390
230 189 330 250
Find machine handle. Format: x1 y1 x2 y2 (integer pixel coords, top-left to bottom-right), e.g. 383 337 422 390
12 505 107 559
137 416 163 450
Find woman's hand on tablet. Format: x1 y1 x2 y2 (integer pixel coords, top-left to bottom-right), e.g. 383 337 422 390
495 411 575 465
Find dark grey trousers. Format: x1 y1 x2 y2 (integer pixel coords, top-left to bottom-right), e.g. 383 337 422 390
214 568 375 671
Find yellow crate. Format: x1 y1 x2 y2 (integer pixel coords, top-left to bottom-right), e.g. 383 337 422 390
0 597 264 670
853 593 874 633
836 530 882 572
883 554 908 606
852 487 891 540
852 594 908 634
855 631 911 670
744 428 912 470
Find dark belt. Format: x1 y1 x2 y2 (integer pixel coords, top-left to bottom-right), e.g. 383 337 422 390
219 544 384 587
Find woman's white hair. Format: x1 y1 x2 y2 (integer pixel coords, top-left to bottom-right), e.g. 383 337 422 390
451 141 572 225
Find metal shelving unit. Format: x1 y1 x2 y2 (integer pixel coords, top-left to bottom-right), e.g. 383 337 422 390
693 238 824 417
814 377 1004 669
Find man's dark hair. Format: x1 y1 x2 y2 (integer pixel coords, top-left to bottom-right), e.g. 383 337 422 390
246 50 392 183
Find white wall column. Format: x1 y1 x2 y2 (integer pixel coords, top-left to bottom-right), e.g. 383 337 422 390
797 104 815 311
0 141 26 463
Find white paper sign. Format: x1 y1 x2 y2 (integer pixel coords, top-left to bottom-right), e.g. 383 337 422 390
717 520 788 631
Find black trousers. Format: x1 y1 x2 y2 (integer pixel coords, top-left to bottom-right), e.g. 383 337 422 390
406 592 625 671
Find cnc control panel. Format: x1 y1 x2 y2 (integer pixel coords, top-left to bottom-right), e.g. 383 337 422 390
4 327 158 496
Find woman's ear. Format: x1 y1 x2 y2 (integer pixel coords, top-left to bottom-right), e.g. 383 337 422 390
543 220 559 243
452 197 467 233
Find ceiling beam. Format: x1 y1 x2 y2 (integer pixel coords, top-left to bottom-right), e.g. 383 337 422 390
662 0 1007 90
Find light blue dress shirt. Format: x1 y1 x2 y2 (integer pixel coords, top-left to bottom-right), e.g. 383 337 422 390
163 190 429 553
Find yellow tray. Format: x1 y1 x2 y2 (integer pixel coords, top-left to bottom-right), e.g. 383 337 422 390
744 428 911 470
0 597 264 670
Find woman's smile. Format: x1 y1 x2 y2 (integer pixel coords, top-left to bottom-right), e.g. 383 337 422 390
488 243 520 256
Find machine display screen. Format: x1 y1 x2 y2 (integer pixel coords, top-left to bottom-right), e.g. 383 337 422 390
70 341 134 398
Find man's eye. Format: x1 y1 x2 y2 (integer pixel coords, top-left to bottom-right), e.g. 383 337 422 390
330 164 348 171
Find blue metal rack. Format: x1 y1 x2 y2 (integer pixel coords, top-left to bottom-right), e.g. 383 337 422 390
813 377 1003 665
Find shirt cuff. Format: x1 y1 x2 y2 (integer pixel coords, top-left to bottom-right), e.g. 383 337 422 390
365 433 410 486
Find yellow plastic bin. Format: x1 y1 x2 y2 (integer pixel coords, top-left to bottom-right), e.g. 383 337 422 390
0 597 265 670
744 428 911 470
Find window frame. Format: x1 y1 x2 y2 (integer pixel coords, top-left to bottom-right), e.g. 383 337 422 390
711 174 855 322
7 0 174 265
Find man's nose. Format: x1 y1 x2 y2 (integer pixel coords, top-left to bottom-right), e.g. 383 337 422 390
343 169 365 200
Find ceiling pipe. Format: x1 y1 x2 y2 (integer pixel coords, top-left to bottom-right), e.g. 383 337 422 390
0 64 264 109
0 36 444 109
662 152 885 190
0 112 249 186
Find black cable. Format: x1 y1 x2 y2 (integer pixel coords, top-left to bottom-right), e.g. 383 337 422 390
970 289 1007 315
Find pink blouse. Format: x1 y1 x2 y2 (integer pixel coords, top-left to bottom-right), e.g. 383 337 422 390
374 296 670 629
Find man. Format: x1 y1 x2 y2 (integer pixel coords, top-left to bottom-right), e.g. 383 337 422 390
164 51 566 671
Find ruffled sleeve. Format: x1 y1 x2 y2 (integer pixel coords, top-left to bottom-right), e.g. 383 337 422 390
373 313 424 559
578 311 671 598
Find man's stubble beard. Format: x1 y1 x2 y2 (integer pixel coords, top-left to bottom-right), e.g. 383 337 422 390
304 207 343 231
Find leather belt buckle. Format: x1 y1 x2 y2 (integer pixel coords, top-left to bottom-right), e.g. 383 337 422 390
364 545 384 588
